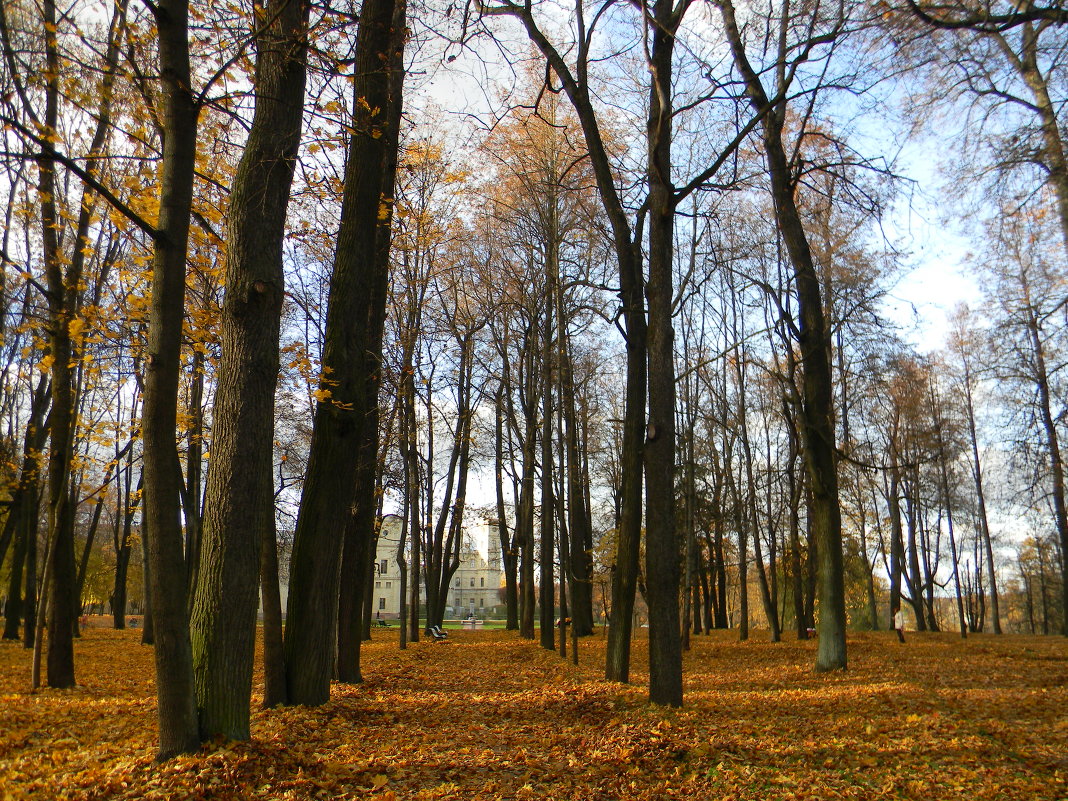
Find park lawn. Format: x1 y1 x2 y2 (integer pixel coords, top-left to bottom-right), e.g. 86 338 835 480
0 625 1065 800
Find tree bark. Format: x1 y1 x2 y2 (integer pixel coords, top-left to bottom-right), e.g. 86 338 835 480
191 0 309 739
494 382 520 630
283 0 403 704
259 481 287 708
3 376 50 641
142 0 201 757
539 287 555 651
642 0 685 707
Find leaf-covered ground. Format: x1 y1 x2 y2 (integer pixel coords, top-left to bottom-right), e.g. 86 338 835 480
1 624 1065 800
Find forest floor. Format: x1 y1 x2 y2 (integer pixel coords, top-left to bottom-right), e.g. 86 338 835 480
0 623 1065 800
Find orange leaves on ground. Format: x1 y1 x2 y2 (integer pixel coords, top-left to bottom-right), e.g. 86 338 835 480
0 626 1066 799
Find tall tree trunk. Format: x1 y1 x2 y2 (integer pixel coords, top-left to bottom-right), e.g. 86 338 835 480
341 12 405 662
191 0 309 739
403 363 421 643
539 291 555 652
939 466 967 639
142 0 201 758
3 377 50 641
399 282 422 643
559 313 594 636
518 354 538 640
282 0 403 705
735 338 780 641
183 350 205 602
113 468 141 629
641 0 684 707
22 500 38 649
1018 294 1067 635
0 377 49 575
38 0 77 691
786 421 807 638
888 464 905 626
904 487 927 631
494 382 519 630
259 481 287 708
959 351 1002 633
140 505 154 646
336 507 370 683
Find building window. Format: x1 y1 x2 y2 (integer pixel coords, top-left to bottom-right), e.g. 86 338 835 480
470 579 475 587
480 577 484 587
379 597 386 610
385 582 391 588
380 559 388 574
375 581 381 588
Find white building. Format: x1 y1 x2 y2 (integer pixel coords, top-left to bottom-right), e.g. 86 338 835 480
372 516 505 619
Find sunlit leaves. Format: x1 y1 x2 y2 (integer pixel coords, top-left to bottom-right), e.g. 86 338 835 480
1 628 1066 799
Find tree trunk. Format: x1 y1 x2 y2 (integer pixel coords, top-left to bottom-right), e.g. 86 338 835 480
142 0 201 758
787 430 807 638
959 351 1002 633
113 469 141 629
3 376 50 641
1012 292 1068 636
539 292 555 652
640 0 684 707
336 506 370 683
140 504 154 645
38 0 77 691
494 383 520 630
498 1 651 683
191 0 309 739
282 0 403 703
183 350 205 603
559 314 594 637
259 482 287 708
904 487 927 631
518 357 538 640
3 516 28 641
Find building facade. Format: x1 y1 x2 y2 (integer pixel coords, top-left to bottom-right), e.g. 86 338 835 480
372 515 505 619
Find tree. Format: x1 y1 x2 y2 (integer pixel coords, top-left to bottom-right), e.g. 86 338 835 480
978 212 1068 635
717 0 849 671
901 0 1068 260
479 0 684 702
949 309 1003 633
139 0 202 758
190 0 311 740
283 0 406 704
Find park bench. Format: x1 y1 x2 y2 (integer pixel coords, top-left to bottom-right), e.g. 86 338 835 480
374 619 391 628
425 625 448 641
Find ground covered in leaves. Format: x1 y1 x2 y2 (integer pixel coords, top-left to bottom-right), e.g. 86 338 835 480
1 623 1066 800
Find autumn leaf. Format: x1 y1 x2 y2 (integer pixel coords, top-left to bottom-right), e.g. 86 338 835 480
2 628 1066 800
